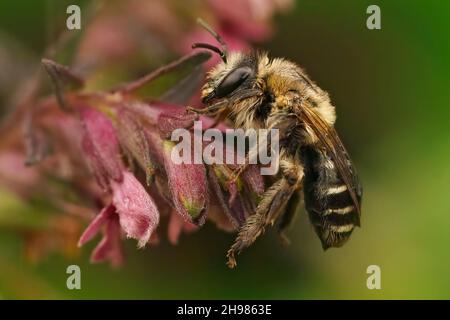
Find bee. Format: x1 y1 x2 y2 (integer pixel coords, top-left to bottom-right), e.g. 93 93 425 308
190 19 362 268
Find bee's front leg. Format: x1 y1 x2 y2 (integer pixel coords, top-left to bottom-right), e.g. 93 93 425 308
186 99 228 116
226 160 302 268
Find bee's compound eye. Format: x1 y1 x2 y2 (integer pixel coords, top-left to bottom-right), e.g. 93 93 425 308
215 66 253 99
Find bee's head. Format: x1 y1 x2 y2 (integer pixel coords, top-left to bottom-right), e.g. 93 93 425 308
200 53 257 104
191 19 258 104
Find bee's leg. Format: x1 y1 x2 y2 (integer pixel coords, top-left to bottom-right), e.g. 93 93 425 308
186 106 212 115
226 179 294 268
277 191 301 246
228 141 262 183
186 100 227 116
228 160 250 183
226 161 302 268
190 88 260 117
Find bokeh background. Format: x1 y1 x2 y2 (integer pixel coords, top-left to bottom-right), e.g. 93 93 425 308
0 0 449 299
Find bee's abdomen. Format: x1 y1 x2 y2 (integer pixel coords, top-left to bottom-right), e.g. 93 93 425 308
300 146 360 250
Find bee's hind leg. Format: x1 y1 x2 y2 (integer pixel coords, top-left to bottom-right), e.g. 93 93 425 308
226 160 302 268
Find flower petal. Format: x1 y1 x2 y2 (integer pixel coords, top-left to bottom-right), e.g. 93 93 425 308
116 108 156 185
162 140 208 225
90 213 124 267
79 106 123 186
111 170 160 248
158 109 198 139
78 204 115 247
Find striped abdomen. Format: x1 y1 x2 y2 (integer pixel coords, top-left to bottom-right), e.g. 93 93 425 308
300 146 362 249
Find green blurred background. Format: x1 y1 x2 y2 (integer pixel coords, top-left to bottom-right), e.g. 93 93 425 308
0 0 449 299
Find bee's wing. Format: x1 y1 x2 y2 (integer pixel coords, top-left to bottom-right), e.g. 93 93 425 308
295 104 362 218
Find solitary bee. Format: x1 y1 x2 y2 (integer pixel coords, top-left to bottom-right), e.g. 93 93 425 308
190 20 362 268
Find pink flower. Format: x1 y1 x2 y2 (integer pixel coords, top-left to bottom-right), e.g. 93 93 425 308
116 107 156 185
0 0 294 266
79 106 123 188
91 215 123 267
78 106 160 251
78 171 160 265
162 140 208 225
111 171 160 248
78 204 124 267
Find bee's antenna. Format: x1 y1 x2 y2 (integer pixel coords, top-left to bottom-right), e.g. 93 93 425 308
196 18 228 53
192 43 227 63
192 18 228 63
